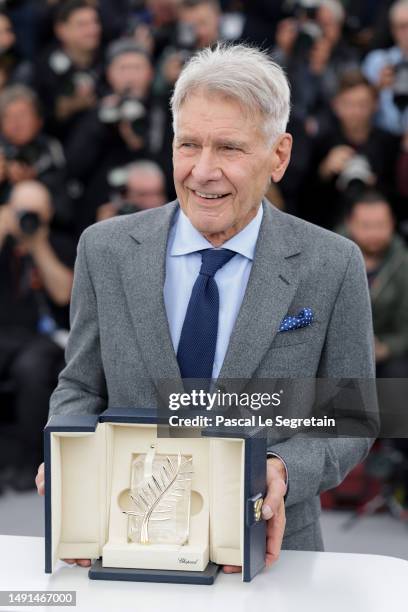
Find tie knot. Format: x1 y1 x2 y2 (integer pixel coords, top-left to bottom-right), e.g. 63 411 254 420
199 248 236 277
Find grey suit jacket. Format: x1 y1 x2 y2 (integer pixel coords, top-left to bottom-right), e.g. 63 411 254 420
49 199 376 550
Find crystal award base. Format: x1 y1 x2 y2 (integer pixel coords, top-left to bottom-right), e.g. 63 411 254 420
123 446 193 545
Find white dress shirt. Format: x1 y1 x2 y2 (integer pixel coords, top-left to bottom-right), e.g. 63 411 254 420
163 204 263 378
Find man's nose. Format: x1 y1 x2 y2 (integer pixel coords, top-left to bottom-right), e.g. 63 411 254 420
191 148 222 183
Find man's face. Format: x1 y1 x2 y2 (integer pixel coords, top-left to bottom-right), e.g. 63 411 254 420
173 91 291 245
332 85 377 131
0 14 15 51
1 100 42 146
179 3 219 48
126 171 166 209
56 8 101 53
147 0 179 24
347 202 394 257
316 5 342 45
107 53 153 97
391 6 408 53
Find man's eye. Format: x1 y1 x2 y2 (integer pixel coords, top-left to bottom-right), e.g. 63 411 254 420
180 143 196 148
222 145 239 151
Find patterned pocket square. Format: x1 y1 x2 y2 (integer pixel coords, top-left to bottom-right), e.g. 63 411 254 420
279 308 314 332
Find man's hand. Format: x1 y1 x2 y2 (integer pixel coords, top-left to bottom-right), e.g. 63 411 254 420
16 225 49 255
309 38 332 75
0 151 7 183
35 462 45 496
162 51 185 85
118 120 144 151
375 336 390 363
223 457 287 574
275 18 297 56
37 456 287 573
377 65 395 90
0 204 19 247
6 161 37 184
35 463 91 568
55 89 96 120
96 202 117 221
319 145 355 179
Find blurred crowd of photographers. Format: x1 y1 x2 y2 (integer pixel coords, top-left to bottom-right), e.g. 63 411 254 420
0 0 407 506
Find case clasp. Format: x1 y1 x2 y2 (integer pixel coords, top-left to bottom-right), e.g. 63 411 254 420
246 493 264 526
253 497 263 522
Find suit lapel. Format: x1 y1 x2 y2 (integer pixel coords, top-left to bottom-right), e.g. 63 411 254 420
120 201 184 398
119 199 302 399
218 200 302 388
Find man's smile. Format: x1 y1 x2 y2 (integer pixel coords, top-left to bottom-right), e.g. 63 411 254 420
188 188 232 204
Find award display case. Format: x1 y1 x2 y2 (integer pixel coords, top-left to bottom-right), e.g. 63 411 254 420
44 408 267 584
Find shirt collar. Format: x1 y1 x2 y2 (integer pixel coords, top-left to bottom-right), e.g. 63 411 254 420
169 203 263 261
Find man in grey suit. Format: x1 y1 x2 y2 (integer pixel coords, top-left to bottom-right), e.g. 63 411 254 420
36 44 375 572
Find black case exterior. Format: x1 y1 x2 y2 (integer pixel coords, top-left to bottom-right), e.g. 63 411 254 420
44 408 266 583
88 559 220 585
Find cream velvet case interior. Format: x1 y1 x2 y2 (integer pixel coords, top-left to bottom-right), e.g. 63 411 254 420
44 408 267 584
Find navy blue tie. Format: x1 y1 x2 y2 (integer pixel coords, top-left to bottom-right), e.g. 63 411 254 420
177 248 236 382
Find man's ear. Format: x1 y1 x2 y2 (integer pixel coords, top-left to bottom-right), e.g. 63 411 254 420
270 133 293 183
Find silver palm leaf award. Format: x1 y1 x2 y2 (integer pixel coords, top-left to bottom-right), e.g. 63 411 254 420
123 445 193 545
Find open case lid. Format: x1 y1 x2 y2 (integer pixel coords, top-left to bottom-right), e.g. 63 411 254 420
44 408 266 582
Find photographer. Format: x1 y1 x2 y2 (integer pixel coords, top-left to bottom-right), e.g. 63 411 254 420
0 180 75 491
346 190 408 509
154 0 223 97
0 10 32 88
0 84 72 228
362 0 408 135
346 190 408 377
33 0 103 142
65 39 155 231
274 0 359 134
96 159 167 221
305 70 400 228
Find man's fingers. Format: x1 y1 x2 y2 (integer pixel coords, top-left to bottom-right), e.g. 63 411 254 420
265 503 286 567
262 478 287 520
63 559 91 567
35 463 45 496
263 459 288 564
222 565 242 574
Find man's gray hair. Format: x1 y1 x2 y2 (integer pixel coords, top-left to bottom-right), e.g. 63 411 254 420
319 0 345 23
389 0 408 22
127 160 165 180
170 43 291 146
0 84 41 119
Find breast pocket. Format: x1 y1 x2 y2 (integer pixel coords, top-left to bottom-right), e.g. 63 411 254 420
270 322 320 349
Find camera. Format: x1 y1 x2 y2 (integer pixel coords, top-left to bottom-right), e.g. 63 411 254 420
1 140 58 176
2 141 42 166
336 155 374 196
293 0 320 20
393 61 408 111
16 210 41 235
292 21 323 59
115 200 140 216
176 22 197 51
285 0 323 59
99 93 147 139
49 49 96 98
107 166 140 216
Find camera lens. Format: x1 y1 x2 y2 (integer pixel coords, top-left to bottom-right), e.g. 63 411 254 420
17 211 41 235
